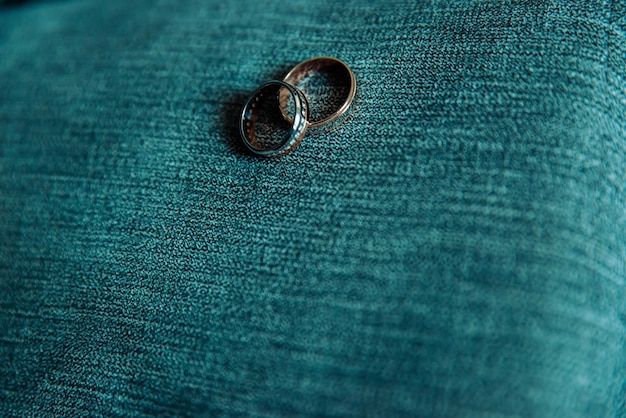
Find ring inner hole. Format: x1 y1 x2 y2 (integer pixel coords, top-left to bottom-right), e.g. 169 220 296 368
247 85 297 151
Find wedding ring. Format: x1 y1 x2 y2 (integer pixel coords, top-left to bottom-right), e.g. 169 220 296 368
239 57 355 157
280 56 356 131
240 80 309 157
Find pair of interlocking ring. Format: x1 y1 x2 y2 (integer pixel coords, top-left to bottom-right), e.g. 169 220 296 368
239 56 356 157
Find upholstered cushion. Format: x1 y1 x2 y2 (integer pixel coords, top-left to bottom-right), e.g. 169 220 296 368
1 0 624 416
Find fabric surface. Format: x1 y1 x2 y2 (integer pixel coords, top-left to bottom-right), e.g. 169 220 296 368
1 0 625 416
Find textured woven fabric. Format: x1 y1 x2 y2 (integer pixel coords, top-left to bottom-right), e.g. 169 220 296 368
1 0 625 416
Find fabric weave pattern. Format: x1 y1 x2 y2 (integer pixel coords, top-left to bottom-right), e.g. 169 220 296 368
0 0 625 416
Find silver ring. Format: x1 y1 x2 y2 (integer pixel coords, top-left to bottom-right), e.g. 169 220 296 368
239 80 309 157
280 56 356 131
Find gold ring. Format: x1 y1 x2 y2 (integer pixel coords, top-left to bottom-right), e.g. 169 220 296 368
280 56 356 131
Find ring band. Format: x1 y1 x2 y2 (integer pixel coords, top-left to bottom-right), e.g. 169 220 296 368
280 56 356 130
240 80 309 157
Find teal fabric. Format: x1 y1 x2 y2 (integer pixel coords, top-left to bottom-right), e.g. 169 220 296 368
1 0 625 416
